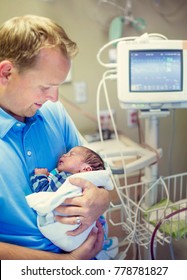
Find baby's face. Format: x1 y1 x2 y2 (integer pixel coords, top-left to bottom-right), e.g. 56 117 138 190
57 147 86 173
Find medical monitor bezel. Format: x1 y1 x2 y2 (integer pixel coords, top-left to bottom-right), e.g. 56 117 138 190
117 40 187 110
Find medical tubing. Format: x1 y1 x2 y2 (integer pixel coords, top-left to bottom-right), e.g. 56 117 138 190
150 207 187 260
96 72 135 257
96 71 170 257
96 71 131 207
169 240 176 260
101 73 133 221
96 70 137 257
96 32 168 258
96 69 117 144
118 177 170 260
99 0 129 14
96 70 130 200
97 70 128 185
131 177 170 247
168 109 176 175
152 0 186 18
97 33 168 68
97 36 136 68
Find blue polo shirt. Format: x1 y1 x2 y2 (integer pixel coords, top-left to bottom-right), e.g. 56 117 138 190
0 101 81 252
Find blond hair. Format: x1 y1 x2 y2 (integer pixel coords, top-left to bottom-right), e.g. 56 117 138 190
0 15 78 71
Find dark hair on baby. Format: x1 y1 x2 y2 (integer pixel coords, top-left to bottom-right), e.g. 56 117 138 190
80 146 105 171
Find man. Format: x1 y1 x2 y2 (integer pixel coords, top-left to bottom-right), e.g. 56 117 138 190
0 15 109 260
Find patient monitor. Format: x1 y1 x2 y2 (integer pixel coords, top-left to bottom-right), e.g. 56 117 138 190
117 39 187 110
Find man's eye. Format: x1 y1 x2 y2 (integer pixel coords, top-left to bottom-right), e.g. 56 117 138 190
41 86 50 91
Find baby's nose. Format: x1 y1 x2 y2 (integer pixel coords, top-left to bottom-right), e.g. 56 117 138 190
63 153 69 157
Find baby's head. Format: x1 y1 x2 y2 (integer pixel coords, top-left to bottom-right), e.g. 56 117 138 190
57 146 105 174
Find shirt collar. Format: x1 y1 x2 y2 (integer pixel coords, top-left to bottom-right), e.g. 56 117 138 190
0 108 43 139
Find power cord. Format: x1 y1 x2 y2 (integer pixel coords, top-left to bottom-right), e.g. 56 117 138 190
150 207 187 260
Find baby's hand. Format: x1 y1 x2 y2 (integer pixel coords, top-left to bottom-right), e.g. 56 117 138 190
34 168 49 176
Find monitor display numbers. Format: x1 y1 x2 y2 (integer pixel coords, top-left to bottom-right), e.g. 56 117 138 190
129 50 182 92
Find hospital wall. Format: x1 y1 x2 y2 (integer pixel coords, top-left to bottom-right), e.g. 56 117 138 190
1 0 187 177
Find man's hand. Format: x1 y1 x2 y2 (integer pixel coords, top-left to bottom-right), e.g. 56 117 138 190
54 177 110 235
69 220 104 260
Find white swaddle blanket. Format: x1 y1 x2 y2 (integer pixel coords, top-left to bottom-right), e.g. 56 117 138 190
26 170 113 252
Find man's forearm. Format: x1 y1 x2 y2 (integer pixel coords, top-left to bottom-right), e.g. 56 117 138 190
0 242 70 260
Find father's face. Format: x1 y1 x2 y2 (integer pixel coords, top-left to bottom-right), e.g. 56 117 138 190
0 47 70 122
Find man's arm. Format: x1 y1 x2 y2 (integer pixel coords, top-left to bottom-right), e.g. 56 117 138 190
0 221 104 260
0 242 69 260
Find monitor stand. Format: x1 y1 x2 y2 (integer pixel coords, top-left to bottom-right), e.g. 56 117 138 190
139 109 170 207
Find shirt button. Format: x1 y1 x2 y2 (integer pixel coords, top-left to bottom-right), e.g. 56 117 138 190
27 151 32 156
16 123 22 127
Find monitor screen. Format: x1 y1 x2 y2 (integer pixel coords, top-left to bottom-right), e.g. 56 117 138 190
129 50 182 93
117 39 187 110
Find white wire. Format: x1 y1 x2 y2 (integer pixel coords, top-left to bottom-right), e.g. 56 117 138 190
96 32 169 259
152 0 186 18
99 0 127 14
109 176 170 260
168 109 175 175
96 69 117 142
117 176 170 259
97 33 168 68
147 33 168 40
96 70 128 184
97 36 137 68
95 69 145 259
96 70 134 225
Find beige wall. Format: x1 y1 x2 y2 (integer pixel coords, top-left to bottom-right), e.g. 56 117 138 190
1 0 187 176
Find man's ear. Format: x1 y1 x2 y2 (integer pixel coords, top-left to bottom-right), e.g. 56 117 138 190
0 61 13 84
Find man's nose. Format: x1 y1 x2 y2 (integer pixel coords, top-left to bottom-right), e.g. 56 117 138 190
46 87 59 102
